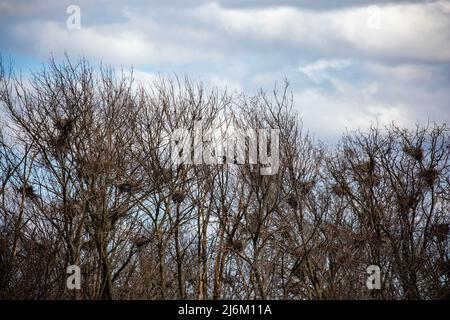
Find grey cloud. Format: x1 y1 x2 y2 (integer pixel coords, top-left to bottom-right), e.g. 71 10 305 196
0 0 449 140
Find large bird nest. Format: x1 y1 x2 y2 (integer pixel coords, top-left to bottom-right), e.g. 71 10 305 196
332 183 351 197
172 190 186 204
429 223 449 242
419 168 439 187
17 184 38 200
403 146 424 161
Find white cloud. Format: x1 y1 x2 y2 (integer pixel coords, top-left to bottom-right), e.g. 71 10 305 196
292 57 450 139
299 59 352 84
207 75 243 93
10 19 221 65
195 1 450 62
364 62 438 84
294 89 409 140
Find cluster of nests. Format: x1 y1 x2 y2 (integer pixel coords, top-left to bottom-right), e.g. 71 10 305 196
158 168 187 205
330 155 440 198
402 146 441 185
402 145 440 185
156 168 187 203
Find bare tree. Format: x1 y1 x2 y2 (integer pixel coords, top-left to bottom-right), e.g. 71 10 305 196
0 56 448 300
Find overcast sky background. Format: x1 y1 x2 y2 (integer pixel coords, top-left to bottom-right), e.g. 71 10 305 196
1 0 449 141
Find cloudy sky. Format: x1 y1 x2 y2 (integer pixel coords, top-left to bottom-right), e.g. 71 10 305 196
1 0 449 141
